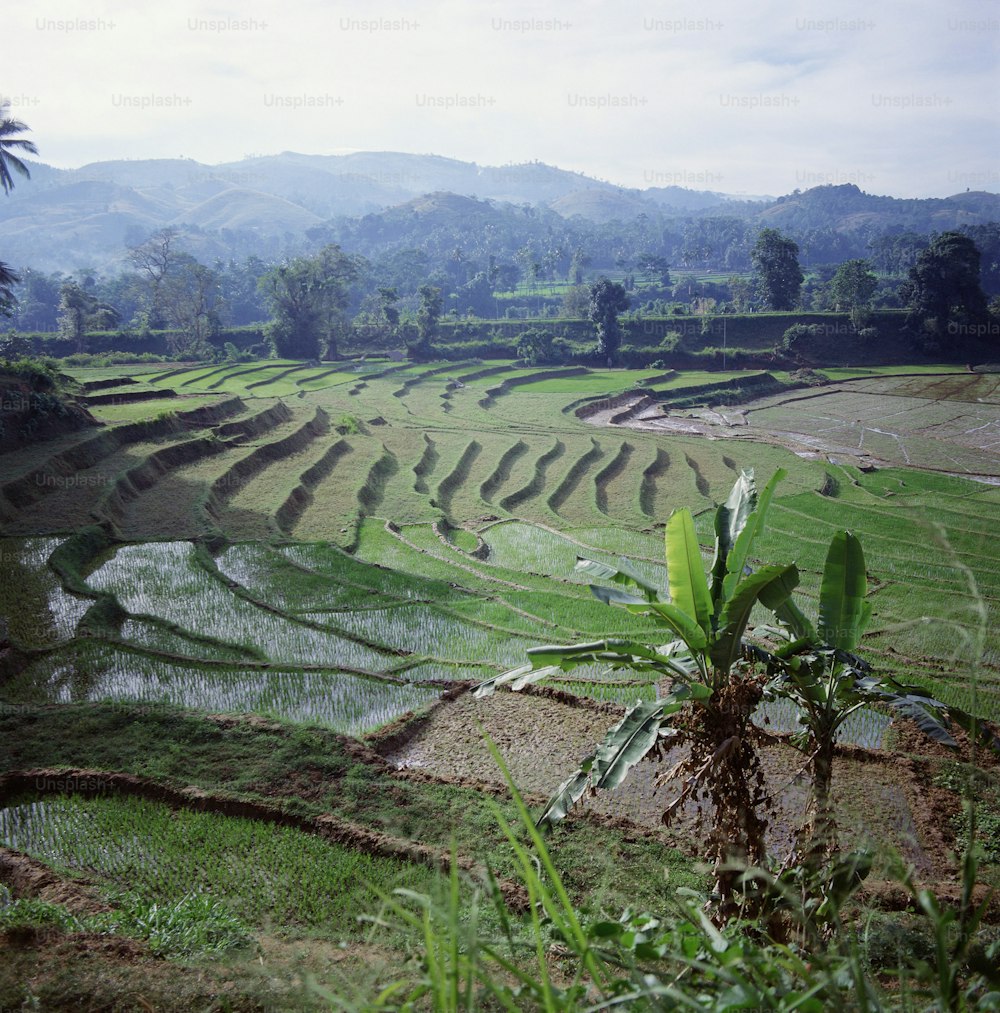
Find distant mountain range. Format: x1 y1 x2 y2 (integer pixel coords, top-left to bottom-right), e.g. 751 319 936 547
1 151 997 274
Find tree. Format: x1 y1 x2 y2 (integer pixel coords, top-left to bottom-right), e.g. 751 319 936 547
0 101 38 195
568 248 591 285
516 328 567 366
128 227 180 330
588 278 629 365
761 530 998 878
751 229 804 310
560 284 590 319
829 259 878 329
352 286 400 351
159 256 224 353
1 103 38 320
960 223 1000 296
409 284 442 361
476 470 796 916
258 245 359 359
902 231 989 351
636 253 671 288
0 262 19 318
727 274 755 313
455 272 494 317
57 282 99 352
11 269 61 330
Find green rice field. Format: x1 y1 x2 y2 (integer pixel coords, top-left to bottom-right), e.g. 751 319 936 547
2 357 999 997
0 793 436 933
4 359 997 727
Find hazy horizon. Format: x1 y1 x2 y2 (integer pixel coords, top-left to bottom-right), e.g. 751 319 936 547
5 0 999 200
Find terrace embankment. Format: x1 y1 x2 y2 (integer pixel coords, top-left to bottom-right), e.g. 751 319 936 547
499 440 565 512
477 367 588 410
0 397 245 522
275 438 353 535
202 407 330 533
547 438 604 515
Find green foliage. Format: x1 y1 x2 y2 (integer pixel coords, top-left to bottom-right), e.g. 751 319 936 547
0 896 83 935
94 891 254 959
409 284 442 361
515 327 569 366
903 231 990 352
588 278 629 364
59 351 168 366
781 322 822 352
1 356 58 390
259 245 359 359
830 258 878 328
0 101 38 196
752 228 804 311
336 413 362 435
222 340 255 363
0 793 438 938
331 736 1000 1012
476 469 793 910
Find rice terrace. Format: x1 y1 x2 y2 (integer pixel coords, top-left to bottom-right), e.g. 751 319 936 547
2 349 1000 1007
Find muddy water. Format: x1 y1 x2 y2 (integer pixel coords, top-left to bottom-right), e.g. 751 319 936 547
383 691 937 873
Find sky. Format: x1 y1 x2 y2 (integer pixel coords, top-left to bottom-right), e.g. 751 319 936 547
4 0 999 198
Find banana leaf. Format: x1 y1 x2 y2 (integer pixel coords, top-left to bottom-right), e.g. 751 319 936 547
721 467 785 604
818 531 870 652
710 563 799 674
710 469 757 613
665 509 713 636
575 557 659 603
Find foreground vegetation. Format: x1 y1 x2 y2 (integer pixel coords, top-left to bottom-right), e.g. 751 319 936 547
1 360 999 1007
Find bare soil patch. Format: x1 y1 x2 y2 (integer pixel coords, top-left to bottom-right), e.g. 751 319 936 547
379 689 967 883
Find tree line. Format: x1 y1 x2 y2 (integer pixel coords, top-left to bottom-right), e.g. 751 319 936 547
2 104 997 363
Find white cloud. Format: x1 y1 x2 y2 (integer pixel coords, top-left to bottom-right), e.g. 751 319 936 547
6 0 997 196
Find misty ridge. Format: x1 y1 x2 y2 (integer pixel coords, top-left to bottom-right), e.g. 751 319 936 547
2 149 998 274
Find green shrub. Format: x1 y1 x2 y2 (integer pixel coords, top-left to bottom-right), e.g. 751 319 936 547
94 892 254 959
781 323 823 351
2 357 59 390
0 896 83 937
515 328 570 366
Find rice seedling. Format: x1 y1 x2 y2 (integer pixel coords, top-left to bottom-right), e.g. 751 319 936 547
3 641 439 732
482 520 668 591
0 537 90 647
279 542 439 601
0 794 439 935
86 542 399 672
392 660 497 684
118 618 262 663
309 603 541 668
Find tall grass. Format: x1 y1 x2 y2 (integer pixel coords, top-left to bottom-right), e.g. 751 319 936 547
318 731 1000 1011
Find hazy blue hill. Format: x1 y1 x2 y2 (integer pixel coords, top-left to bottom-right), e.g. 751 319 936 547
170 187 325 232
1 156 997 274
0 180 166 272
756 183 1000 233
644 185 737 212
548 187 661 222
73 158 216 188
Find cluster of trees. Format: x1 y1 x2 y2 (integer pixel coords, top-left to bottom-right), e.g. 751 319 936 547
2 108 997 363
259 244 446 361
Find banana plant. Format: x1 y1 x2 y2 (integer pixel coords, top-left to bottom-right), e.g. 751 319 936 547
761 529 999 867
475 469 798 914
